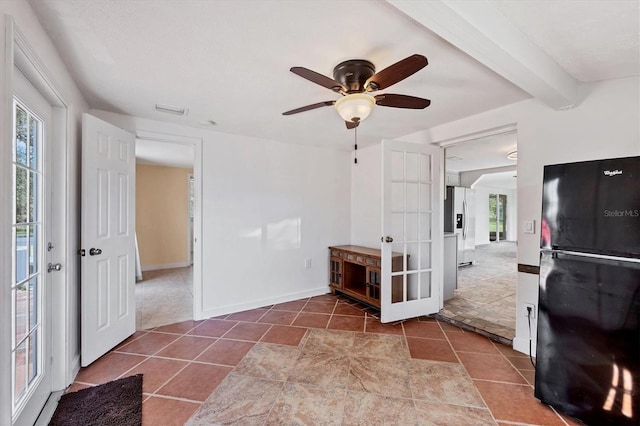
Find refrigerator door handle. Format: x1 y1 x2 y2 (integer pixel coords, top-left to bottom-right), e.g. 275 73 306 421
462 199 467 239
542 248 640 264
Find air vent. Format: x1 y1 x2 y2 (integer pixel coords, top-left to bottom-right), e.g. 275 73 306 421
154 104 188 116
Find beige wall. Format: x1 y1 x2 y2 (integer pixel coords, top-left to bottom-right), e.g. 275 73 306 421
136 164 192 268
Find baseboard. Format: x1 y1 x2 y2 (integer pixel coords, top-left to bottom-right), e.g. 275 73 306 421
513 336 537 357
141 262 190 272
197 286 331 320
34 390 64 426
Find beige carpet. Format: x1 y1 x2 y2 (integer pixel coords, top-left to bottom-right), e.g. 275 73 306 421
439 242 517 341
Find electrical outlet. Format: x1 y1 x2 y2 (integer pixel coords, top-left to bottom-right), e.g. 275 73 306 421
523 303 536 319
304 258 312 269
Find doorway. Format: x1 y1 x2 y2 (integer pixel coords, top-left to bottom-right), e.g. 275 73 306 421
3 20 75 425
134 137 198 330
489 193 507 241
439 131 518 342
10 69 54 425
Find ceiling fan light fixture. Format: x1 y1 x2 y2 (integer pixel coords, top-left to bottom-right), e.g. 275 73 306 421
335 93 375 123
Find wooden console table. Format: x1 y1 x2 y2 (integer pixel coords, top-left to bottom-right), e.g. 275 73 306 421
328 245 405 308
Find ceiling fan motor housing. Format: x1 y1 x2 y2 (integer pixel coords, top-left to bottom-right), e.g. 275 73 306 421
333 60 376 93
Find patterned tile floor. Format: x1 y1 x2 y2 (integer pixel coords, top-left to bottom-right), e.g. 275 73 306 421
140 242 518 342
68 293 579 426
439 242 517 342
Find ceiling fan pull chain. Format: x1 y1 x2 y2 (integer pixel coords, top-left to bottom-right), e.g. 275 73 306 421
354 126 358 164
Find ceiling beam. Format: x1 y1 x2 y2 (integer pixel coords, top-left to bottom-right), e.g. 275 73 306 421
386 0 581 109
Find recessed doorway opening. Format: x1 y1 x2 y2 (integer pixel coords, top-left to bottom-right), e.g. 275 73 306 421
134 138 196 330
439 131 518 343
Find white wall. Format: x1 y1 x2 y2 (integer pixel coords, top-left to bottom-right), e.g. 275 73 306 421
473 185 517 245
400 76 640 354
0 2 89 420
90 110 351 319
351 144 382 247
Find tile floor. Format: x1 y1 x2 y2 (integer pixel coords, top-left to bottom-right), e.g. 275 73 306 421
439 242 517 342
136 267 193 330
68 293 579 426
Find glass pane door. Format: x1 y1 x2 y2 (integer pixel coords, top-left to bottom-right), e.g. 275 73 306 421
381 140 441 323
11 100 44 416
498 194 507 240
489 194 507 241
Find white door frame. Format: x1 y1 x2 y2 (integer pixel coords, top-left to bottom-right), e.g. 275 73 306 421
1 16 71 425
136 130 203 320
187 173 194 266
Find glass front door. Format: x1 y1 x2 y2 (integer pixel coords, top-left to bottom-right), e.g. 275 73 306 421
489 194 507 242
11 69 52 424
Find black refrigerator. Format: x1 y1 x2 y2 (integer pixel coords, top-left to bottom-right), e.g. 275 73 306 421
535 156 640 425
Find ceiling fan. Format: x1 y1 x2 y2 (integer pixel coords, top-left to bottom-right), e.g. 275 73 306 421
283 54 431 129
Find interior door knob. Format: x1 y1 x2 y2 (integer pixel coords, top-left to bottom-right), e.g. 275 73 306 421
385 236 393 243
89 248 102 256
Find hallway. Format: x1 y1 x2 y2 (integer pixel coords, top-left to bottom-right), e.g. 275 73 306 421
439 242 517 343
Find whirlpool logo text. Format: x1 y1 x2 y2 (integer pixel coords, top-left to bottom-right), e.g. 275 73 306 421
603 170 623 176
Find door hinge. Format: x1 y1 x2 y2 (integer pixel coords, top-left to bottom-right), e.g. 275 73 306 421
78 249 86 257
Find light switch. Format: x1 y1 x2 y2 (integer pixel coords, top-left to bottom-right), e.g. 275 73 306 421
523 220 535 234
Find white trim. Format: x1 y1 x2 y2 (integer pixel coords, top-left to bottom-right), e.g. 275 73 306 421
69 355 80 382
33 390 63 426
140 262 190 272
134 130 204 322
435 123 517 147
430 119 522 351
187 173 194 266
1 16 16 426
387 0 580 109
2 16 72 425
513 336 535 356
199 287 331 320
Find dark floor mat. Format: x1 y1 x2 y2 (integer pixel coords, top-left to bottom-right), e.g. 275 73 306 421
49 374 142 426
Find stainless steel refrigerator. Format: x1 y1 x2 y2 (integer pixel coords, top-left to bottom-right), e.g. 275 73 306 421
535 156 639 425
444 186 476 265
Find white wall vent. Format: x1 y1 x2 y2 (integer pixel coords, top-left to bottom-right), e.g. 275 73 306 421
154 104 188 116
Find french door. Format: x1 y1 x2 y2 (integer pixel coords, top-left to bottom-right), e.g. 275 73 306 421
11 68 53 425
381 140 442 323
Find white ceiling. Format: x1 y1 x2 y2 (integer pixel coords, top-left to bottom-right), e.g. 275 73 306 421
135 139 194 169
445 132 517 190
493 0 640 82
29 0 639 167
474 171 518 190
445 132 517 173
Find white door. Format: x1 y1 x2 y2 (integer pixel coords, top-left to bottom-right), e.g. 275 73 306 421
11 69 53 425
81 114 136 366
381 140 442 323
